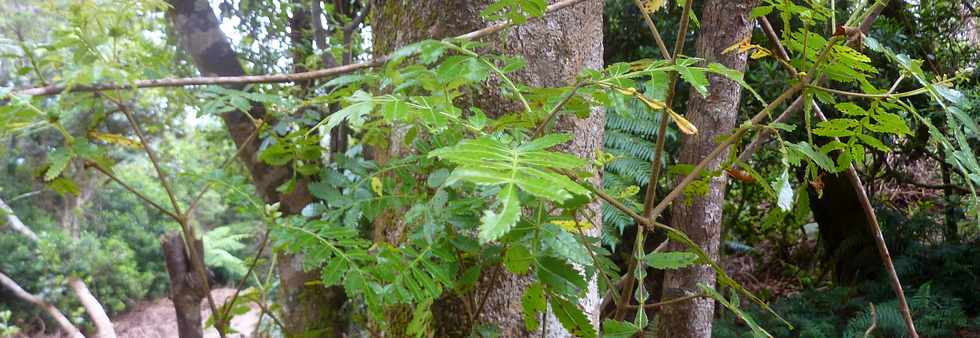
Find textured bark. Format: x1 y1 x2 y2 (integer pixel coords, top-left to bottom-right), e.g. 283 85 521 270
162 233 205 338
0 272 85 338
371 1 603 336
166 0 347 336
656 1 758 337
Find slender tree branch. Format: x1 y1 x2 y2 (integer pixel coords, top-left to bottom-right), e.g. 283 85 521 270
530 81 583 138
0 196 39 241
88 163 182 221
10 0 591 97
217 228 271 331
184 121 264 219
625 293 704 309
811 102 918 338
0 272 84 338
111 99 226 337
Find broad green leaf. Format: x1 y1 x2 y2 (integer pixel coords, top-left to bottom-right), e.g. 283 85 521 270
707 63 764 104
644 251 699 269
504 244 533 274
537 256 586 296
550 296 597 338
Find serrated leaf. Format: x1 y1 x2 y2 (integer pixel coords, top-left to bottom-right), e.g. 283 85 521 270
550 296 597 338
44 148 74 181
325 90 376 129
676 65 708 97
522 283 547 331
479 184 521 243
644 251 698 269
789 142 836 173
602 319 640 338
504 244 533 274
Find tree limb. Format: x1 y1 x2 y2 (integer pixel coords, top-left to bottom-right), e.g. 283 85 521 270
10 0 590 97
0 272 85 338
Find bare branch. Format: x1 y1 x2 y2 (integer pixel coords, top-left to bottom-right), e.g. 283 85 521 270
0 272 85 338
11 0 591 97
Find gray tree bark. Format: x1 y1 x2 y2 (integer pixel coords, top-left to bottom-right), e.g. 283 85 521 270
161 232 205 338
656 1 758 337
165 0 347 336
371 1 603 336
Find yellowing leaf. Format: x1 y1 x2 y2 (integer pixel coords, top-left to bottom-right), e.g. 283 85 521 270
552 220 595 232
642 0 667 14
723 36 751 55
750 48 772 59
668 110 698 135
371 177 383 196
90 132 141 149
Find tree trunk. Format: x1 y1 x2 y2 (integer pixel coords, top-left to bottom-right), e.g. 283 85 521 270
656 1 758 337
166 0 347 336
0 272 85 338
371 1 603 336
161 232 205 338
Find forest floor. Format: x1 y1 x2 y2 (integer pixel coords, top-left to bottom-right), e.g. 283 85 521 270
111 288 261 338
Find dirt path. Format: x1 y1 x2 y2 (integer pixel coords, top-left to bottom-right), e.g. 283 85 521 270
110 288 261 338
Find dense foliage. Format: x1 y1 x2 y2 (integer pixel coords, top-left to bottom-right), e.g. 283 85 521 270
0 0 977 337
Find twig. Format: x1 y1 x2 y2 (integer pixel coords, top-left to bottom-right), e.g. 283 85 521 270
863 303 878 338
11 0 591 97
530 81 583 138
88 163 182 221
216 228 271 333
812 103 918 338
625 293 703 309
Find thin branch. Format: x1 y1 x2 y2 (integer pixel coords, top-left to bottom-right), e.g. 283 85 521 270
111 100 226 337
217 227 271 331
812 102 918 338
618 0 695 320
625 293 703 309
0 272 84 338
116 102 183 217
184 121 264 219
530 81 583 138
10 0 592 97
0 196 39 241
88 162 181 221
630 0 672 60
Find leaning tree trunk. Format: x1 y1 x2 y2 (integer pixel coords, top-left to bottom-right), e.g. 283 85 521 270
371 1 603 336
656 1 758 337
166 0 347 336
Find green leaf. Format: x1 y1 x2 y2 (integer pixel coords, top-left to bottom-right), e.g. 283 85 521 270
45 148 74 181
644 251 699 269
707 63 764 104
479 184 521 243
699 284 773 338
537 256 586 296
326 90 376 129
835 102 868 116
436 55 489 84
549 296 597 338
602 319 641 338
522 283 547 331
750 5 773 18
789 142 836 172
676 64 708 97
504 244 533 274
